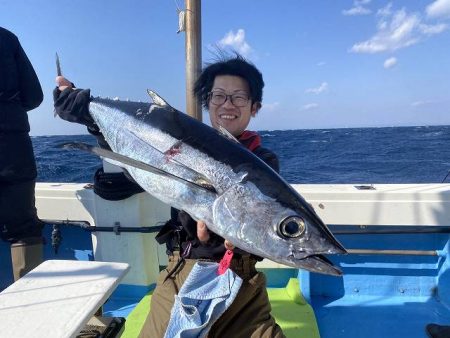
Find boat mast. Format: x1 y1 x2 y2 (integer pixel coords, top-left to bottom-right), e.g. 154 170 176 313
184 0 202 121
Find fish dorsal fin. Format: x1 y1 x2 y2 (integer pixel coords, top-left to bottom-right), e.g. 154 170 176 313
217 124 240 144
146 89 172 108
60 142 217 194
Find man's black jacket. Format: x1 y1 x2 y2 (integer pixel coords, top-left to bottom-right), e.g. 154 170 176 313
0 27 43 133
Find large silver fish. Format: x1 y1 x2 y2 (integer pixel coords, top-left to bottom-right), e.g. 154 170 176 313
66 91 346 275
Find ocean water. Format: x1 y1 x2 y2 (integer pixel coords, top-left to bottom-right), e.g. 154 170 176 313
32 125 450 184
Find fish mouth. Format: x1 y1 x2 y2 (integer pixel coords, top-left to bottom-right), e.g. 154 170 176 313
324 236 347 255
294 254 343 276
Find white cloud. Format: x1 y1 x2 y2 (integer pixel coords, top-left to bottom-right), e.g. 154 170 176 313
305 82 328 94
377 2 392 17
218 29 252 57
411 100 434 106
350 4 448 53
343 6 371 16
342 0 372 16
317 61 326 66
426 0 450 19
261 102 280 112
383 57 397 68
301 103 319 111
419 23 448 34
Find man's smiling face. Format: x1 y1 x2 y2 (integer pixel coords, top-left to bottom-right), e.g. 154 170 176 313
208 75 259 137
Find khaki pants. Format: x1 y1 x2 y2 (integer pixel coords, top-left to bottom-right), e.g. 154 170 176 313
139 254 285 338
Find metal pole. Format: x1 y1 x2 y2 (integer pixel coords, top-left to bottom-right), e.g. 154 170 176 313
41 219 164 233
330 225 450 234
347 249 438 256
185 0 202 121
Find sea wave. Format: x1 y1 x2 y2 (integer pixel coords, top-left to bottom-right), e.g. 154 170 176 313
32 126 450 184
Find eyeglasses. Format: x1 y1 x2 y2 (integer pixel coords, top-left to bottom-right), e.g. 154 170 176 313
208 91 250 107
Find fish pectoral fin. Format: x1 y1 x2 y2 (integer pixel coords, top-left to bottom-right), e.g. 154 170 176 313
123 130 217 193
59 142 217 194
217 124 240 144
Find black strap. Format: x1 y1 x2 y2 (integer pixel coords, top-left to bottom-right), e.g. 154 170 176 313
93 167 144 201
163 242 193 283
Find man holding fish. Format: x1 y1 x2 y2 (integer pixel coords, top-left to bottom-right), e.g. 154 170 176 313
139 55 285 337
54 54 345 337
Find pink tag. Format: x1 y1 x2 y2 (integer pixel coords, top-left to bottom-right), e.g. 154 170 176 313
217 249 234 275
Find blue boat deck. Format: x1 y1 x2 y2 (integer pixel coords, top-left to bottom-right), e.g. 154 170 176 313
300 231 450 338
314 295 449 338
1 224 449 338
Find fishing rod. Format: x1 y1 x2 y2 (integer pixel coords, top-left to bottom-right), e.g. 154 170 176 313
442 170 450 183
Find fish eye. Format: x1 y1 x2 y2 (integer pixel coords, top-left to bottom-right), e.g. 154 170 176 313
279 216 305 238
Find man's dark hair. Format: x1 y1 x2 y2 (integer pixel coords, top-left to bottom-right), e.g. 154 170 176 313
194 53 264 110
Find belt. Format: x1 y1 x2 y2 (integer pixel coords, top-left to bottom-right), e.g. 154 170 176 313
168 251 258 280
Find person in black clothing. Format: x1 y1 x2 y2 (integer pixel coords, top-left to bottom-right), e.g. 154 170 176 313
0 27 44 281
53 54 285 337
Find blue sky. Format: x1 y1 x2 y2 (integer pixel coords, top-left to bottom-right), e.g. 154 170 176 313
1 0 450 136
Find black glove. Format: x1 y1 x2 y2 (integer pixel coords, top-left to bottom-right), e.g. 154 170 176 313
53 86 112 150
53 87 95 128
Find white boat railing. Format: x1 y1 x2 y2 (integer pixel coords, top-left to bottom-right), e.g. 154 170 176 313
35 182 450 284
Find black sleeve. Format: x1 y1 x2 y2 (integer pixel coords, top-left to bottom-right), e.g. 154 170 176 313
53 87 95 127
254 146 280 173
155 208 195 253
176 209 197 240
172 209 223 249
15 37 43 111
53 87 113 150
